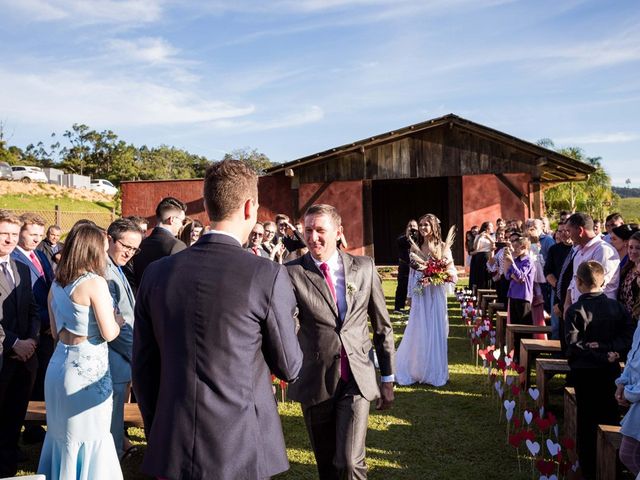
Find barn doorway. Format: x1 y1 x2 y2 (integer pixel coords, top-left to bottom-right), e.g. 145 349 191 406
371 177 462 265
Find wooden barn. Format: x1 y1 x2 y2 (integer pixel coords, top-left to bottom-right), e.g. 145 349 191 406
121 114 595 265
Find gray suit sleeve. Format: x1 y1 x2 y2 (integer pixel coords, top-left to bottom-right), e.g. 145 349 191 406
262 265 303 382
367 257 395 377
107 278 133 363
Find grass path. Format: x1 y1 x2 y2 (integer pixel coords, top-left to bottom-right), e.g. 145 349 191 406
20 279 530 479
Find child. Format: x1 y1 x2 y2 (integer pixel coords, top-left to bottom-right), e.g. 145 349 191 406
504 236 535 325
565 260 635 479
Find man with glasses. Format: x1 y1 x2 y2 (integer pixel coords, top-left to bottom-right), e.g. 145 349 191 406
246 223 270 258
106 218 143 460
132 197 187 290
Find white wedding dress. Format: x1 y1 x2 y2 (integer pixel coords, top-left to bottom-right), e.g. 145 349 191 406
395 249 457 387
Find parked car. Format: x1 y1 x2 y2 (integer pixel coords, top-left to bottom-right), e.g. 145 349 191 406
10 165 48 183
0 162 13 180
88 179 118 196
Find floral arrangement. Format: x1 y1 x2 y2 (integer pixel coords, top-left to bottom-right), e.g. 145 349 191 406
409 224 456 295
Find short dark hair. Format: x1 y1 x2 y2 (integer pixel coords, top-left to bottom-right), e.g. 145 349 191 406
125 216 148 229
108 218 143 241
203 160 258 222
155 197 187 221
606 212 624 223
576 260 605 288
47 225 62 234
304 204 342 228
275 214 290 225
19 212 46 230
567 212 594 231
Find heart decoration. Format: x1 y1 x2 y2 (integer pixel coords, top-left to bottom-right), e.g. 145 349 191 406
525 439 540 456
498 387 504 398
540 476 558 480
505 356 513 367
524 410 533 425
511 385 521 396
571 460 579 472
494 380 502 393
539 406 545 418
536 458 556 475
493 350 501 360
504 399 516 411
528 388 540 401
546 439 561 456
506 376 514 386
553 425 559 439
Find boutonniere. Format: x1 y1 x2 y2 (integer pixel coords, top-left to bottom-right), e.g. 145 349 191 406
346 282 357 296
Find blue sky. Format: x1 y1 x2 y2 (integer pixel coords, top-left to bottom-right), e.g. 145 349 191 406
0 0 638 185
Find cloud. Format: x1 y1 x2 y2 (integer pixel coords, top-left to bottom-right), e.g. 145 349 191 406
106 37 180 64
555 132 640 145
0 0 163 25
210 105 324 131
0 68 254 128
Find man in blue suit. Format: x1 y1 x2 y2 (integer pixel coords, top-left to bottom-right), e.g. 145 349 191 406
11 213 54 444
105 218 143 459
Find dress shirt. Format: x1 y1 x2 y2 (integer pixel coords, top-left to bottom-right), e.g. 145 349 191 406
0 256 15 285
205 229 242 247
16 245 44 275
473 235 494 253
311 252 395 383
567 236 620 303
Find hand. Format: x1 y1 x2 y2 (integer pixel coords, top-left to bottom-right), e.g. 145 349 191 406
553 304 562 318
376 382 394 410
12 338 37 362
115 313 126 328
616 384 631 407
607 351 620 363
585 342 600 349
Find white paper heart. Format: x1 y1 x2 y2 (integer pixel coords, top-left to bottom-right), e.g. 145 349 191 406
503 345 508 354
493 350 501 360
528 387 540 401
494 381 502 392
524 410 533 424
553 424 559 439
525 439 540 456
506 408 513 421
540 476 558 480
498 387 504 398
503 399 515 411
505 356 513 366
546 439 561 456
571 461 579 472
506 376 514 386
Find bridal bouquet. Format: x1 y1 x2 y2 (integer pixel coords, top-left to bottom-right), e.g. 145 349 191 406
409 224 457 295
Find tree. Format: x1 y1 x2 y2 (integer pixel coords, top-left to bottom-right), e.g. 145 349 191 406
222 147 273 175
626 178 632 188
541 140 617 220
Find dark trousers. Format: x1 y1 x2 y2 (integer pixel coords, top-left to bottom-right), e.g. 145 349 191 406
0 355 37 477
572 366 620 480
32 331 54 401
302 379 370 480
508 298 532 325
394 262 410 311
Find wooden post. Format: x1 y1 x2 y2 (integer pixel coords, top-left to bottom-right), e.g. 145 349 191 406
362 179 374 258
55 204 61 226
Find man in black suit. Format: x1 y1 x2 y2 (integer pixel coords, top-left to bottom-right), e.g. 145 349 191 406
286 204 395 480
133 160 303 480
0 210 39 477
132 196 187 290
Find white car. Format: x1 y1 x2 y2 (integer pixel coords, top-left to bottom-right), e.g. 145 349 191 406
10 165 48 183
88 179 118 196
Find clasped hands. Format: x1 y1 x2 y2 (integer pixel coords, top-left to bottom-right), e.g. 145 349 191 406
376 382 394 411
11 338 37 362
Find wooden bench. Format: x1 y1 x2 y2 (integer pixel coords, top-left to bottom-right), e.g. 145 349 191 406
481 294 498 313
596 424 625 480
25 401 144 428
476 289 496 307
506 324 553 357
495 311 508 350
519 339 561 388
535 358 570 408
564 387 577 452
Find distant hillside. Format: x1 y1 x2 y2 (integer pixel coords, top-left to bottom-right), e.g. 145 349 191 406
613 186 640 198
618 197 640 223
0 180 115 212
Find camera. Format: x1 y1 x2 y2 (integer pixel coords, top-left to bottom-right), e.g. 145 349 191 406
409 228 419 242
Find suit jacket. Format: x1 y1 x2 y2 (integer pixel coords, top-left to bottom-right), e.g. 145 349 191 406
106 256 135 384
132 227 187 290
132 233 303 480
0 259 40 355
36 239 63 267
285 251 395 405
10 250 53 330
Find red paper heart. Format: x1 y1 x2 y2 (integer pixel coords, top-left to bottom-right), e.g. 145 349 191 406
536 459 555 475
522 430 536 441
508 432 522 448
513 418 521 429
511 385 520 396
560 437 576 450
547 411 557 426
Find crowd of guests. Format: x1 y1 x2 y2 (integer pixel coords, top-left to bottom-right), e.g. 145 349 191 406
0 194 350 478
459 211 640 479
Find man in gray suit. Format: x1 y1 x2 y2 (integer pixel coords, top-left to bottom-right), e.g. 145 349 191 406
286 204 395 480
105 218 142 458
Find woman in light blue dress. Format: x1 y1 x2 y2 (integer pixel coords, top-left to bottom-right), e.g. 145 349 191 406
38 223 124 480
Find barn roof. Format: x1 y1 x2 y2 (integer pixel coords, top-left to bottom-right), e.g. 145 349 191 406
265 113 595 183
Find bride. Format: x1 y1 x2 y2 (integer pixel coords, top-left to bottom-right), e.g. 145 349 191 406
395 213 457 387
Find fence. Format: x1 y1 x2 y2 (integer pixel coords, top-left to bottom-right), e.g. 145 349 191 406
6 205 116 232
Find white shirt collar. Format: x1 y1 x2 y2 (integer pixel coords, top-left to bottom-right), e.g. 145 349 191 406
206 229 242 246
311 250 341 270
0 254 11 263
15 245 33 258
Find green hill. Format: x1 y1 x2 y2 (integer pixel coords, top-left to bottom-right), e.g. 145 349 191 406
618 197 640 223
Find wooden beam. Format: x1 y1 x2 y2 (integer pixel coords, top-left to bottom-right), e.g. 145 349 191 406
362 180 374 257
495 174 529 205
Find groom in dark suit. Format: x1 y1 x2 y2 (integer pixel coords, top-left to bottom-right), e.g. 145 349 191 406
133 160 303 480
286 204 395 480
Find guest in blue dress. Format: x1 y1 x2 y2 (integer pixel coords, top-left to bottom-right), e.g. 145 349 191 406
38 223 124 480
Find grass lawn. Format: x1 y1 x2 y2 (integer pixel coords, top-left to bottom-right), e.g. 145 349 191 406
0 193 114 212
18 279 533 479
618 197 640 223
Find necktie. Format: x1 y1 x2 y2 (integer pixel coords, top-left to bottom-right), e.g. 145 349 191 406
29 251 45 277
252 247 259 256
557 249 576 302
319 262 349 382
1 262 15 289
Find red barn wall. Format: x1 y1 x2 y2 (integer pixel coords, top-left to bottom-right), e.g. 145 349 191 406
462 173 531 235
298 180 365 256
257 176 294 222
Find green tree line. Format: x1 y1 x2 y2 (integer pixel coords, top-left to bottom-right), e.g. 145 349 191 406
0 123 273 185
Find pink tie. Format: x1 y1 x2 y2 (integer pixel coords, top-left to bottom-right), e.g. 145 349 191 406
319 262 350 382
252 247 259 255
29 251 45 277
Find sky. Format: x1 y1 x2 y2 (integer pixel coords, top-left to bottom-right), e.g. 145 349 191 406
0 0 638 186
